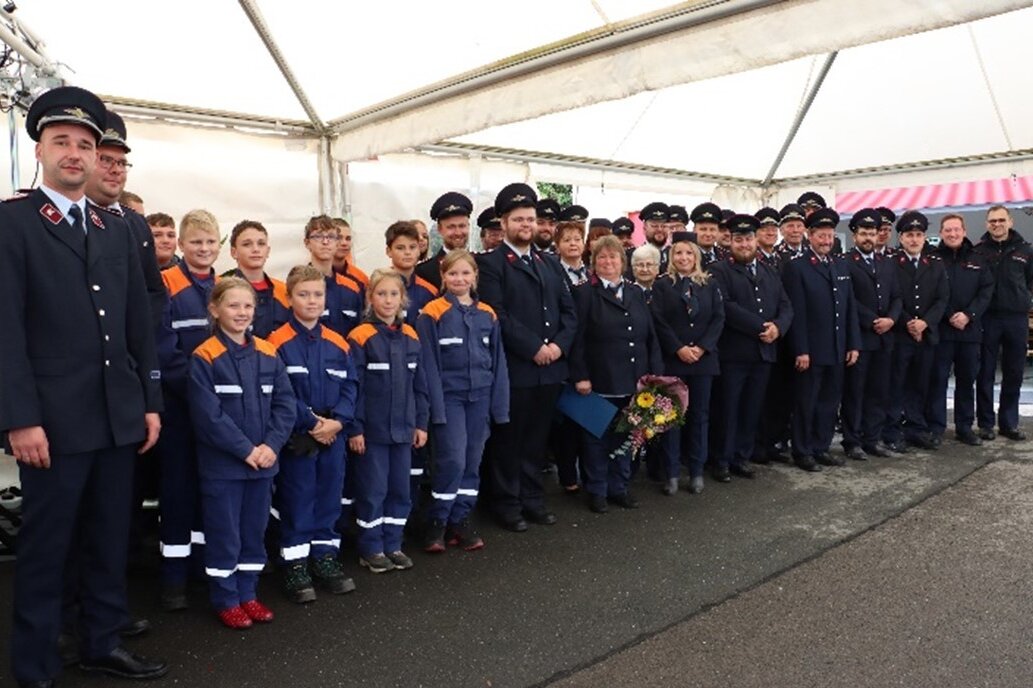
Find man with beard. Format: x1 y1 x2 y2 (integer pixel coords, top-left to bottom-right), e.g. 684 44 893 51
640 201 671 272
782 208 860 471
840 208 901 460
708 215 793 482
416 192 472 291
478 184 577 531
691 202 725 268
534 198 561 252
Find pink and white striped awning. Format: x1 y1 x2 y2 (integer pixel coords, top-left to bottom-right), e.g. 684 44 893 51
835 175 1033 215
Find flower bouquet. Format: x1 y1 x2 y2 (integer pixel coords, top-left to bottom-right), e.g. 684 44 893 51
610 375 689 460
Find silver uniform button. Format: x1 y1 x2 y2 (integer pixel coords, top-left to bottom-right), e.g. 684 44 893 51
92 284 100 291
98 309 105 316
104 360 110 366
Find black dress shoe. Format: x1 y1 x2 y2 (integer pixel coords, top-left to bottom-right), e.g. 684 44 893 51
815 452 843 466
1000 427 1027 441
499 516 528 532
977 427 996 441
729 463 755 478
844 446 867 461
588 494 608 513
929 435 943 449
907 435 936 450
861 444 890 458
710 467 731 483
794 457 822 472
885 441 909 454
523 509 557 526
119 617 152 639
955 430 982 446
79 646 169 680
608 493 639 509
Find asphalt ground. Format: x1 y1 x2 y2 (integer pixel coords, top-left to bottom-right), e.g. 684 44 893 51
0 425 1029 687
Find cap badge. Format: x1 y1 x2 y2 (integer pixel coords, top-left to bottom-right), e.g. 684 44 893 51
63 107 88 119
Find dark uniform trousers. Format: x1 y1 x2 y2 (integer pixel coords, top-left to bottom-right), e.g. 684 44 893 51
885 337 936 442
580 395 634 497
792 365 843 457
976 312 1027 432
663 375 713 479
719 363 771 467
489 384 561 514
842 348 892 449
930 340 980 436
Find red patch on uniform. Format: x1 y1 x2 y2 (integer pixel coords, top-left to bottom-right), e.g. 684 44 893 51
810 256 818 264
39 203 62 225
506 253 516 263
88 209 105 229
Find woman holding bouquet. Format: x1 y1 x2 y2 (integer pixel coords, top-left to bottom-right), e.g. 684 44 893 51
570 236 663 513
650 233 725 495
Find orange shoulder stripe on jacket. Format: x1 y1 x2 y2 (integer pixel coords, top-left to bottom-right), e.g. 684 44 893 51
334 272 362 294
253 337 278 357
193 336 227 364
320 327 351 353
347 264 369 286
476 301 497 320
348 323 378 347
162 265 192 298
421 297 452 321
271 278 289 308
402 323 419 341
266 323 297 350
413 275 437 294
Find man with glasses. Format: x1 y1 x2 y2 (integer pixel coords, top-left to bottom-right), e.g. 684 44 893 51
304 215 364 337
974 205 1033 441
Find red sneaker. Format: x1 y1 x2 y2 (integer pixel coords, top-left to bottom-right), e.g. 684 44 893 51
217 606 253 630
241 599 274 623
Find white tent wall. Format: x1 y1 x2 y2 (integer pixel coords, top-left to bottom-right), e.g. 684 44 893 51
0 115 322 278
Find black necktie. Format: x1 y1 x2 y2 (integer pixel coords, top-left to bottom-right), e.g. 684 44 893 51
748 263 756 278
520 254 532 266
68 204 86 235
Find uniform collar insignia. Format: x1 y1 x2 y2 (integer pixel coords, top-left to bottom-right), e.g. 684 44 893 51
40 203 62 224
89 208 105 229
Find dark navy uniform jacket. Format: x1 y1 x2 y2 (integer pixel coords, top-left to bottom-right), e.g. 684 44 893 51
708 257 793 364
477 243 578 388
223 268 290 339
757 249 784 274
267 316 358 433
845 248 902 352
0 189 162 454
892 252 950 347
782 249 862 365
649 274 724 377
158 263 217 396
321 271 365 337
698 245 726 269
569 277 663 396
932 240 994 343
415 247 447 292
117 205 166 333
346 320 438 444
189 331 296 480
403 272 438 326
416 294 510 424
973 229 1033 315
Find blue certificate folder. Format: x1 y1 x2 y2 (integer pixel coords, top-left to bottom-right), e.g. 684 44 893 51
556 384 620 439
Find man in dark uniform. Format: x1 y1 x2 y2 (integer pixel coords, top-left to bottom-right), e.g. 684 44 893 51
755 207 782 270
875 207 898 257
883 211 950 452
776 203 809 261
415 191 473 291
613 217 635 252
478 183 577 531
930 214 994 446
708 214 793 481
841 208 902 459
640 201 671 272
667 205 689 234
560 204 589 228
2 86 169 686
534 198 561 252
477 207 504 252
691 202 725 268
974 205 1033 441
782 208 861 470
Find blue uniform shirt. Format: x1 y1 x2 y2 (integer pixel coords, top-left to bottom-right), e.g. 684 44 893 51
320 271 365 337
402 272 438 326
158 263 217 395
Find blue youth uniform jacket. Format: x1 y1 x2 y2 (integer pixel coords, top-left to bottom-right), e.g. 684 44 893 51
403 272 438 326
189 331 296 480
267 316 358 432
321 271 365 337
415 294 510 424
222 268 291 339
158 263 217 396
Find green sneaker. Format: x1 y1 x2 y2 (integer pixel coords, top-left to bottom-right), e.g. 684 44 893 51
281 560 317 604
309 554 356 595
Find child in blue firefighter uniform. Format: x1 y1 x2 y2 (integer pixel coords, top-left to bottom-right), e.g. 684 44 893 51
417 250 510 552
346 268 437 573
268 265 358 603
189 277 296 629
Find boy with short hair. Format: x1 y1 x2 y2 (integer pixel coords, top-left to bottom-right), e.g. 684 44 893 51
224 219 290 338
385 221 437 325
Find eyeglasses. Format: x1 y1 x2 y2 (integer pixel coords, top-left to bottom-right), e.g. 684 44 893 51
633 262 658 269
987 218 1009 225
306 233 340 243
97 154 132 170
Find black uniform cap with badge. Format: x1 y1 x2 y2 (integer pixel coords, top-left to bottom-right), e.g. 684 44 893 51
588 217 612 230
797 191 827 209
640 201 670 223
670 230 699 244
667 205 689 225
755 207 780 226
477 207 500 230
720 209 735 230
690 202 722 225
99 110 131 152
876 206 896 227
896 210 929 234
779 203 807 224
612 217 634 236
494 182 538 216
429 191 473 222
848 208 882 232
25 85 107 144
559 204 588 223
728 214 761 235
805 207 840 230
536 198 560 222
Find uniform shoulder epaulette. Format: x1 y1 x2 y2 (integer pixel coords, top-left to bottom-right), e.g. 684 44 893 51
334 272 362 293
347 322 379 347
162 265 192 297
476 301 497 319
421 297 452 321
253 337 278 357
401 323 419 341
320 327 351 353
266 322 297 350
2 190 29 202
413 275 437 294
194 336 227 364
347 264 370 286
271 278 289 307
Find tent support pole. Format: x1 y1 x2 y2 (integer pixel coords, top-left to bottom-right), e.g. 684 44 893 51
317 135 335 214
8 108 19 191
238 0 326 134
762 51 838 187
